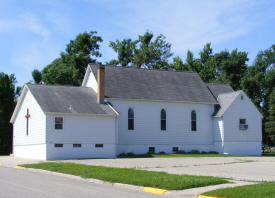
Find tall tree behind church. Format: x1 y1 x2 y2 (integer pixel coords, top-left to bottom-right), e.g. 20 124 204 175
0 73 16 155
108 30 173 69
39 31 103 86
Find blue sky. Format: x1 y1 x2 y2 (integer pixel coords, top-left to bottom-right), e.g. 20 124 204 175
1 0 275 87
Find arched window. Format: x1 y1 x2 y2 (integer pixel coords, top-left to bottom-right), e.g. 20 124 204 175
191 110 196 131
128 108 134 130
161 109 166 130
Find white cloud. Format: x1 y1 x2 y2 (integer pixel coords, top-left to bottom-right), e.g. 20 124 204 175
97 0 268 56
0 13 50 40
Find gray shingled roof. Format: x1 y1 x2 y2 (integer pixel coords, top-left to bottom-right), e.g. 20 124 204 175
212 90 242 117
90 64 218 104
27 84 117 115
206 83 234 100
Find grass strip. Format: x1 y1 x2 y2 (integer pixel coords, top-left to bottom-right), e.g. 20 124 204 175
150 154 250 158
202 182 275 198
21 162 229 190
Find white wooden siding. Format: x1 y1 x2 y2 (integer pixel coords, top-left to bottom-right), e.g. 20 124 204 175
85 70 97 93
46 114 116 144
13 89 46 146
46 143 116 159
223 93 262 142
109 99 214 145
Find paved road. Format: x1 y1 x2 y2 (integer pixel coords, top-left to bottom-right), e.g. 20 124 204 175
0 166 161 198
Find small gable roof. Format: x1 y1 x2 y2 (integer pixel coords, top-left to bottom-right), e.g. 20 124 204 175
26 84 118 116
213 90 242 117
206 83 234 100
89 64 218 104
10 84 118 123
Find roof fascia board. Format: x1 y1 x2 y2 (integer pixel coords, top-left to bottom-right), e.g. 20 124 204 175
81 64 91 87
44 112 119 117
242 91 264 118
218 90 263 118
106 98 218 105
10 84 28 123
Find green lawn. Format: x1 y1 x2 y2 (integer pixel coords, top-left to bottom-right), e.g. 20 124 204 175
202 182 275 198
21 162 229 190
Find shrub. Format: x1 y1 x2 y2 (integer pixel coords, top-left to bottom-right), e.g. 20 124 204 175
159 151 166 154
201 151 207 154
127 152 136 157
176 150 186 154
117 152 128 158
117 152 136 158
208 151 219 154
147 151 155 154
190 150 200 154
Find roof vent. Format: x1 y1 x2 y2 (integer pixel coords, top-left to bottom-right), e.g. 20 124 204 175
69 105 74 110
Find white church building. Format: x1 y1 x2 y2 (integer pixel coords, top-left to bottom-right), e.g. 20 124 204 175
10 64 263 160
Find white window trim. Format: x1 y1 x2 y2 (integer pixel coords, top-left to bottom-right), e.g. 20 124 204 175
160 108 167 131
239 118 246 124
54 116 64 131
191 109 197 132
128 107 135 131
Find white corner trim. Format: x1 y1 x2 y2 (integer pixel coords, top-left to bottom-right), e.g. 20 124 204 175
81 64 91 87
10 84 28 123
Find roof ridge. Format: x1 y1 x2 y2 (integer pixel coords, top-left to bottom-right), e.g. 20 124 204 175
218 90 242 96
206 83 231 86
26 84 91 88
89 64 198 73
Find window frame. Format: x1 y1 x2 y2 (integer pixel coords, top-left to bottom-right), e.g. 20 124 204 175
54 143 63 148
128 107 134 130
239 118 246 124
54 116 64 131
95 144 103 148
173 147 178 153
160 108 166 131
191 110 197 132
149 147 155 153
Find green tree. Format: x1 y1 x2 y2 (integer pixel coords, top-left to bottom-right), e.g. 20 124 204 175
0 73 15 155
42 31 103 86
265 88 275 143
31 69 42 84
170 56 187 71
214 49 248 90
108 31 173 69
198 43 216 83
108 38 137 66
241 44 275 145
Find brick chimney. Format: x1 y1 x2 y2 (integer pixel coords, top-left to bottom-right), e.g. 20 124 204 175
97 65 105 104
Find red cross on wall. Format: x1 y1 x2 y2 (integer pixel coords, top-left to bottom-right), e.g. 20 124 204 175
25 109 30 135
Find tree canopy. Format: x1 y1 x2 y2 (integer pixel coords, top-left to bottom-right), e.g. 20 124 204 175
39 31 103 86
108 30 173 69
0 73 16 155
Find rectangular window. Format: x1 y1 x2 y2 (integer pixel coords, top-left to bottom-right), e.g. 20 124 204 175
240 119 246 124
55 117 63 130
55 144 63 147
73 144 81 148
149 147 155 153
173 147 178 152
95 144 103 148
